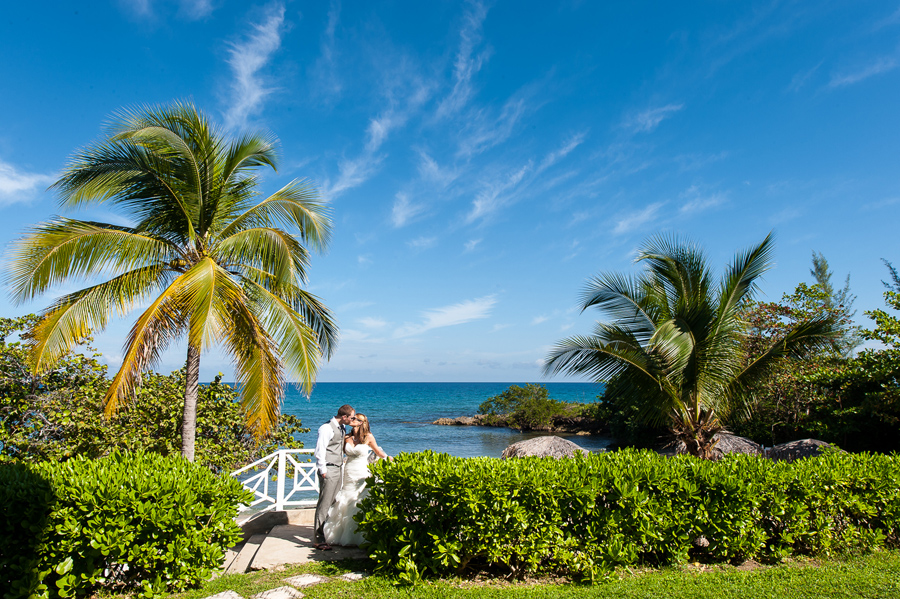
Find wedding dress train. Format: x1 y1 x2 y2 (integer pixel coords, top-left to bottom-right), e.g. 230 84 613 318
323 442 372 546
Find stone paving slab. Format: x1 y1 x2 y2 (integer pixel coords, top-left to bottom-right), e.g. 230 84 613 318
250 524 366 570
252 586 305 599
339 571 369 582
205 591 246 599
283 574 330 588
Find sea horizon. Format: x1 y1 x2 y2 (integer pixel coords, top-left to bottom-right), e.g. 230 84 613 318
274 381 610 459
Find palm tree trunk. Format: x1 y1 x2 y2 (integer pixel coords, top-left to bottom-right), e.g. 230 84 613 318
182 343 201 462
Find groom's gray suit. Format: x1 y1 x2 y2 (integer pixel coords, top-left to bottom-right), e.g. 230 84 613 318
314 418 344 544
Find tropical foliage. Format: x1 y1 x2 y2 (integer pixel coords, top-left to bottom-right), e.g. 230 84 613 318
476 383 578 429
359 450 900 583
543 234 837 458
7 102 337 460
729 283 849 445
1 451 250 598
0 315 308 472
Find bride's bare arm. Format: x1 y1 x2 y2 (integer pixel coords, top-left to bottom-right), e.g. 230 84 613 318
366 434 390 459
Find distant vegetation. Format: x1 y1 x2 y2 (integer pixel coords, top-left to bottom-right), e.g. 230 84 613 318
547 238 900 455
0 315 307 473
477 383 597 431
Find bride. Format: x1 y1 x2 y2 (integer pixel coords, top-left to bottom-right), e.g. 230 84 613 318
323 413 390 546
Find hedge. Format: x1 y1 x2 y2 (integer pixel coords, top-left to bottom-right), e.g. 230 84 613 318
0 451 252 599
357 449 900 583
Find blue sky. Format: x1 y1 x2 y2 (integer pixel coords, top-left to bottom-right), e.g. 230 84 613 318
1 0 898 383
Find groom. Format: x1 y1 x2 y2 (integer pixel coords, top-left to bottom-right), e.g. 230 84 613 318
313 404 356 550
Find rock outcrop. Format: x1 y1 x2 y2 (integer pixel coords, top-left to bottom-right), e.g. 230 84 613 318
501 435 589 459
674 432 763 460
768 438 835 462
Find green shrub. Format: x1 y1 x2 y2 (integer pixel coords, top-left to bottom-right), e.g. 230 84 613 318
0 463 55 599
477 384 572 430
1 315 308 472
2 451 251 599
357 449 900 583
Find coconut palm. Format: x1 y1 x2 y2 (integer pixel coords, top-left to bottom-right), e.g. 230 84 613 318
8 102 338 461
543 233 837 458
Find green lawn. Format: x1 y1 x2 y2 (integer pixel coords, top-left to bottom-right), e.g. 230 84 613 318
162 550 900 599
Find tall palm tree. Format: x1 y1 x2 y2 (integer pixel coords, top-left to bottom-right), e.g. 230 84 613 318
543 233 837 458
8 102 338 461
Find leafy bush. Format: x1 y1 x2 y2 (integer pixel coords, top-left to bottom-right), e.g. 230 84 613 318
1 315 308 472
3 451 251 599
358 449 900 583
0 463 55 599
477 384 573 430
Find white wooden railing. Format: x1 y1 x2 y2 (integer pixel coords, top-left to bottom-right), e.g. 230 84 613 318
230 449 319 512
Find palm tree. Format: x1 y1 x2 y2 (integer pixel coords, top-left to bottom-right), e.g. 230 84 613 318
8 102 338 461
543 233 837 458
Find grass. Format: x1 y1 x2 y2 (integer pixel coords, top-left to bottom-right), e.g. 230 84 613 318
150 550 900 599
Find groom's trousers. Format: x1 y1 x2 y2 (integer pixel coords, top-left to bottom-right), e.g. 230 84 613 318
314 464 342 543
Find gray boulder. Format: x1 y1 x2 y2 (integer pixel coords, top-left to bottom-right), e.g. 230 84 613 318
675 432 763 460
768 438 835 462
501 435 588 459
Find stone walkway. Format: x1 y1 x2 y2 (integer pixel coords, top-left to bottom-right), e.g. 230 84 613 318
206 571 369 599
223 508 366 574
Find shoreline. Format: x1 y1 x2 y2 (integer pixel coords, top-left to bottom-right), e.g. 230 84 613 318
432 413 605 436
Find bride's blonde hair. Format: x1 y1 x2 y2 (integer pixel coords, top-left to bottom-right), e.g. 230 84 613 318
352 413 371 444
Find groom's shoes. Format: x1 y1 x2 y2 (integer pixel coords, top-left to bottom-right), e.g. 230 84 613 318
315 543 333 551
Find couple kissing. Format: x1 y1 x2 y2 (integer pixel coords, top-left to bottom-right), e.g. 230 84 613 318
313 404 390 550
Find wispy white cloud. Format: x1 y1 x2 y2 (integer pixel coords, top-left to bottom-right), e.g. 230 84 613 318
537 131 587 173
788 61 822 93
310 0 342 103
679 185 728 215
0 159 55 205
873 5 900 31
623 103 684 133
436 0 490 119
675 151 729 172
321 153 384 199
392 192 425 228
457 97 527 157
322 70 431 199
358 317 388 329
407 236 437 251
862 196 900 211
828 56 898 88
467 161 532 223
531 315 549 325
464 238 481 252
613 202 666 235
223 3 287 130
180 0 214 19
394 295 497 338
417 150 458 187
123 0 152 17
120 0 215 19
336 301 374 312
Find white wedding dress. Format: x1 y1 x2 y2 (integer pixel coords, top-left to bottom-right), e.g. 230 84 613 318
323 442 372 546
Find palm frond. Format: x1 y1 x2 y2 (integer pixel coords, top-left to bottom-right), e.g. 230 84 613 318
213 227 311 285
218 180 332 251
104 282 185 415
222 307 284 441
716 231 776 325
9 218 173 302
26 265 171 373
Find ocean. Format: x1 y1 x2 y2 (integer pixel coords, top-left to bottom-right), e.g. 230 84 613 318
282 382 611 458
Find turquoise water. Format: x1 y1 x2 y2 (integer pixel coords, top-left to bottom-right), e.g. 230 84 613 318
282 382 610 458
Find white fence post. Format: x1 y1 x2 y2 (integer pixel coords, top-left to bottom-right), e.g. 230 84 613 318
275 450 286 511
